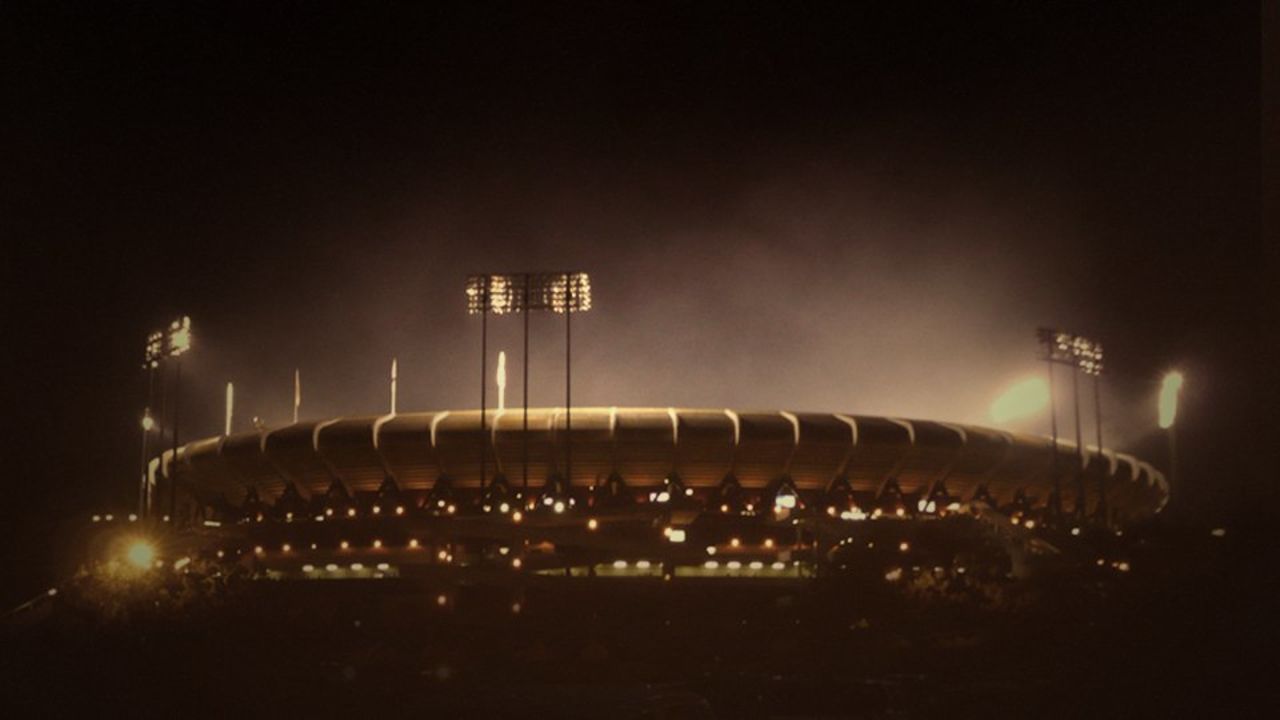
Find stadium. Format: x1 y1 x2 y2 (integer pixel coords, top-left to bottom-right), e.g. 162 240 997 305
137 407 1168 579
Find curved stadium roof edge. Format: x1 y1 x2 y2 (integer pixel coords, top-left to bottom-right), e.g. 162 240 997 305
162 407 1168 520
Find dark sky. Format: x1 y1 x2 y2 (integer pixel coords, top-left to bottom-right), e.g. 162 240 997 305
3 2 1271 594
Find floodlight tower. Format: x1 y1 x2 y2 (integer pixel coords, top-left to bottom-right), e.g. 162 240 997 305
1038 327 1104 523
1036 328 1071 519
164 316 192 522
467 272 592 499
1071 337 1105 523
139 330 165 517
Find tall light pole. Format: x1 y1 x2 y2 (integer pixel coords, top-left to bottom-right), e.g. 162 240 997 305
1037 328 1069 520
163 316 192 522
139 330 165 517
1158 371 1184 502
1038 328 1103 522
1070 356 1085 516
467 272 592 502
1070 337 1105 523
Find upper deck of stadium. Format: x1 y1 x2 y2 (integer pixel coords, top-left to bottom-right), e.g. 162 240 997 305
161 407 1167 522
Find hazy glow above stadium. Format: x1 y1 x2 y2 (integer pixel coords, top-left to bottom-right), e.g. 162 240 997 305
989 377 1050 424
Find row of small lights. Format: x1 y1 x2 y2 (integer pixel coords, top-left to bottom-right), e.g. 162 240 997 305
222 491 985 526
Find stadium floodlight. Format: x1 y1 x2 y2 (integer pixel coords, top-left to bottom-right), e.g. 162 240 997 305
466 272 593 499
165 316 192 357
144 330 165 369
465 272 593 315
1071 336 1104 377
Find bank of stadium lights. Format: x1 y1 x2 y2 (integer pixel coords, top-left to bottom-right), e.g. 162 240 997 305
167 316 193 356
466 272 593 503
465 272 593 315
144 330 165 369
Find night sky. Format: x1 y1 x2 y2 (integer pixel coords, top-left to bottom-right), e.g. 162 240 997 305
4 2 1271 599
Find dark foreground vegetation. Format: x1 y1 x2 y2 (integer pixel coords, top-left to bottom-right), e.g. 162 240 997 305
3 517 1273 718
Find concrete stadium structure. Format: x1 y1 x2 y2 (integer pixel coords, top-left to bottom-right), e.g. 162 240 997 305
160 408 1168 524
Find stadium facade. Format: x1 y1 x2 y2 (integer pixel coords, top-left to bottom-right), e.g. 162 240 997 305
158 407 1167 525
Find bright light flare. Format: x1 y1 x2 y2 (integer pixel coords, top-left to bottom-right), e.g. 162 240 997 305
989 377 1050 424
125 540 157 570
1158 371 1184 429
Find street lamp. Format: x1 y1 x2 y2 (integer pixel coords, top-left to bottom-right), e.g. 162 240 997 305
467 272 592 498
1158 371 1184 500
